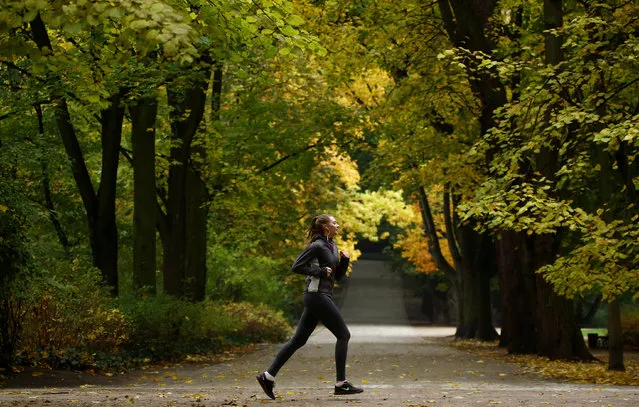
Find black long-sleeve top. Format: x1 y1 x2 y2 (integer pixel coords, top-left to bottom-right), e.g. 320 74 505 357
291 235 349 295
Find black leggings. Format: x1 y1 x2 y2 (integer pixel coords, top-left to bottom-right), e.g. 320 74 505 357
268 292 351 381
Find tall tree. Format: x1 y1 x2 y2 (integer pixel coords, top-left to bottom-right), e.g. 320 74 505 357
152 0 326 300
160 63 211 301
29 14 123 294
426 0 507 340
129 90 159 294
463 0 638 361
2 0 198 295
298 0 501 339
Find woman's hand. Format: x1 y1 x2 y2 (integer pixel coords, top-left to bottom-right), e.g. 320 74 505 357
325 267 332 277
339 250 350 259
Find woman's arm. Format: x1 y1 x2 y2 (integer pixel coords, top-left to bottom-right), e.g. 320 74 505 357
291 242 329 277
334 251 350 281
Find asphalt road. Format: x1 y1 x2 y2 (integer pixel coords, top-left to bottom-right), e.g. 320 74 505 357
1 260 637 406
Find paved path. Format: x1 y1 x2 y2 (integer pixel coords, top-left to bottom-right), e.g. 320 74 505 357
2 260 638 406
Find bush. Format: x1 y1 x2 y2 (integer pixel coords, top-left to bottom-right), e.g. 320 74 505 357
207 242 295 311
17 259 129 369
0 208 30 368
123 296 291 361
14 252 291 369
222 302 290 343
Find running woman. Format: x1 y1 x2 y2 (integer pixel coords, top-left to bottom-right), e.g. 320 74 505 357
256 214 364 399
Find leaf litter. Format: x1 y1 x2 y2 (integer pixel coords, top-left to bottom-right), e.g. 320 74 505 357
449 339 639 386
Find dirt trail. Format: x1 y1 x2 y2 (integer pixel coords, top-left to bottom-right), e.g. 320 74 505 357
2 260 637 406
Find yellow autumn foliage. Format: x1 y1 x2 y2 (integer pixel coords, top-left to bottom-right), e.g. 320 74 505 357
393 203 454 274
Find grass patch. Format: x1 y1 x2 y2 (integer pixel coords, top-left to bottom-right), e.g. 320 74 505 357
449 339 639 386
581 328 608 336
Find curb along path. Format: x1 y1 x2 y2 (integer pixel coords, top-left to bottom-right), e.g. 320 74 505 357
2 260 638 406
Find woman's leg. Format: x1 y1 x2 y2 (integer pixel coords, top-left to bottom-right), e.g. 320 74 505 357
306 294 350 382
267 306 318 376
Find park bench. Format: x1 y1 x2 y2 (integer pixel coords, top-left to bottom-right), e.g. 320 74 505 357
587 333 609 349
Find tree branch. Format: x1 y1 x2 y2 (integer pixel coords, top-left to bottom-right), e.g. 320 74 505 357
417 185 457 281
29 12 98 221
443 186 462 268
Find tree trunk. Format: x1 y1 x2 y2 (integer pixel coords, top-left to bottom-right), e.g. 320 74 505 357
456 223 498 340
420 185 497 340
497 231 537 352
533 235 584 359
543 0 563 65
607 298 625 371
94 92 125 296
162 67 211 301
416 186 461 324
525 0 591 360
436 1 504 341
437 0 507 136
130 96 158 294
597 122 625 370
476 244 497 340
583 0 629 369
184 159 207 301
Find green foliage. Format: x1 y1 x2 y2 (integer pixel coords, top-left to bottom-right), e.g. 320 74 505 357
0 210 29 284
17 259 129 369
538 215 639 301
454 0 639 301
0 208 31 368
222 302 291 342
124 296 290 360
207 240 294 311
0 138 35 367
8 0 637 370
14 255 291 368
0 0 375 370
